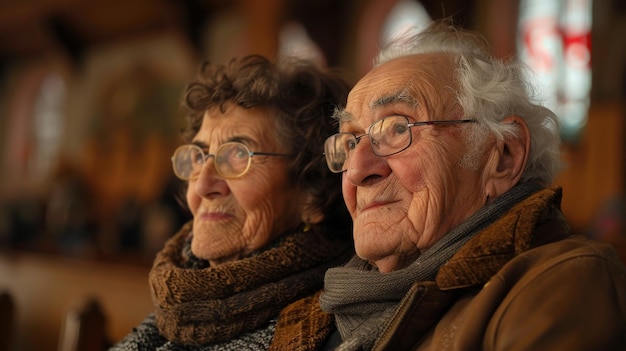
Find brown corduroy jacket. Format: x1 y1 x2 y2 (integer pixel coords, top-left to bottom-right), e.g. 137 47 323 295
271 187 626 351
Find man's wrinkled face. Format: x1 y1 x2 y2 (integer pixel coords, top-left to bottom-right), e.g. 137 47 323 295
340 54 491 272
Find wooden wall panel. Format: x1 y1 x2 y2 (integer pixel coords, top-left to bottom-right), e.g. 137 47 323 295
556 101 625 234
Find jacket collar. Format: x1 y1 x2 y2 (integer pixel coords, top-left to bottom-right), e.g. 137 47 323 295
372 186 569 350
437 186 568 290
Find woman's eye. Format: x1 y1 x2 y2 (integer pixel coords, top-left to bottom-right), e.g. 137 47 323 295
191 150 204 163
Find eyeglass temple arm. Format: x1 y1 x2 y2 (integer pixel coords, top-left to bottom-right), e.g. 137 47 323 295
411 119 476 127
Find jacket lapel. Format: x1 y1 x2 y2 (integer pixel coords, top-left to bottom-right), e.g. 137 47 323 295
373 281 469 350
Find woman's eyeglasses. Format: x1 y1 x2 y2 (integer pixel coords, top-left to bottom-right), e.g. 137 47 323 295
171 142 291 180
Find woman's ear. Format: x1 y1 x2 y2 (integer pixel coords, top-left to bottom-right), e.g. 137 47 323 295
484 116 530 200
300 193 324 225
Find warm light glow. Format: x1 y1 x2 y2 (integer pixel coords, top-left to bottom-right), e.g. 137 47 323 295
518 0 592 143
380 0 431 45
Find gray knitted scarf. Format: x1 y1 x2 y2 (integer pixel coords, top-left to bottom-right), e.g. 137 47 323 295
319 182 541 351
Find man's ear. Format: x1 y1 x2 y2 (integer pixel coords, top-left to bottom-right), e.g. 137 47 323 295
485 115 530 200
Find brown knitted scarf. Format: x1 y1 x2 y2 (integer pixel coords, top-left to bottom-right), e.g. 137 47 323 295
150 221 351 346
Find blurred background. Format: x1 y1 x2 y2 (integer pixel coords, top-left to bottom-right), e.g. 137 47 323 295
0 0 624 350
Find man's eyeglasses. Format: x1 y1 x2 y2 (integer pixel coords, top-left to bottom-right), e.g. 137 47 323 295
171 142 291 180
323 115 476 173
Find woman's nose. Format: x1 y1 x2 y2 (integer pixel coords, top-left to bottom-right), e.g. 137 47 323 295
194 158 229 198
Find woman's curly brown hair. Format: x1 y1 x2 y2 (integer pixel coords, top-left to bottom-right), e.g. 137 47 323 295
180 55 352 239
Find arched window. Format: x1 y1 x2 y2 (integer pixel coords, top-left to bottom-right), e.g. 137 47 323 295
2 66 67 190
32 72 66 180
355 0 432 78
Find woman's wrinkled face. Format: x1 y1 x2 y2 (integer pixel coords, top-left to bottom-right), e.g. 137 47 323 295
341 54 491 272
186 105 302 265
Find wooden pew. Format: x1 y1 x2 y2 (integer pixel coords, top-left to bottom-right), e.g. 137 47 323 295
0 291 15 351
59 297 111 351
0 252 153 350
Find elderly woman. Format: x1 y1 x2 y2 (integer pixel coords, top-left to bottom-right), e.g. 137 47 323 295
313 21 626 350
111 55 353 350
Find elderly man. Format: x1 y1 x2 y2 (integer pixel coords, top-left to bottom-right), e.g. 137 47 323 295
315 20 626 351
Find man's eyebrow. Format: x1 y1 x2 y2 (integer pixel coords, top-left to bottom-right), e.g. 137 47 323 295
372 90 419 110
333 90 419 125
332 108 353 123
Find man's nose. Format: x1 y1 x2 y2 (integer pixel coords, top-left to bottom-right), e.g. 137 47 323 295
345 138 391 186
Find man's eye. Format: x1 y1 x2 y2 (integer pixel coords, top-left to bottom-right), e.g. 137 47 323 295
234 148 247 159
346 139 357 150
393 124 408 135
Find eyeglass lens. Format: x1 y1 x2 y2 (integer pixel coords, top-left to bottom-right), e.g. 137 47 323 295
324 115 412 173
171 142 252 180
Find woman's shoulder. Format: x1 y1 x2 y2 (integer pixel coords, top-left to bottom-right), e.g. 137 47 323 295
109 313 168 351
